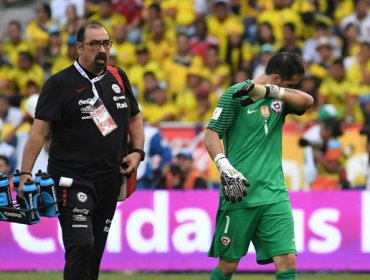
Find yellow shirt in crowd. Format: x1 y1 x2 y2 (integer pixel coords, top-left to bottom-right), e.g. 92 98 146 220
25 19 57 48
162 55 203 97
89 12 126 38
319 77 353 120
8 64 45 96
114 41 137 69
128 61 164 102
142 102 179 125
51 55 74 75
2 40 35 66
257 7 303 45
206 14 244 60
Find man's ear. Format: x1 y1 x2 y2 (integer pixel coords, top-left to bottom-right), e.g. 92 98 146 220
77 43 83 51
272 73 282 84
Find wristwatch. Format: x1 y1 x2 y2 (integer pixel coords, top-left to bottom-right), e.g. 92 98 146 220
132 148 145 161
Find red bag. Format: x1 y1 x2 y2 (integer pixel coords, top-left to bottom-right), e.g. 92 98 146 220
107 66 137 201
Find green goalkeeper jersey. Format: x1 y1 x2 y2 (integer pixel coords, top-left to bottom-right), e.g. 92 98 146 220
208 80 304 210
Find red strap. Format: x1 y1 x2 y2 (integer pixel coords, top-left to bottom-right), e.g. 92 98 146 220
107 65 134 192
107 65 125 92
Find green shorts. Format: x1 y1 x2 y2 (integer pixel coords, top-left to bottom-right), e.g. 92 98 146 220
208 201 296 264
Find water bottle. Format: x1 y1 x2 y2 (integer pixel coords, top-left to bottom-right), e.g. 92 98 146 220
34 170 43 189
34 170 43 214
0 174 13 207
22 179 40 223
40 173 60 217
12 169 22 206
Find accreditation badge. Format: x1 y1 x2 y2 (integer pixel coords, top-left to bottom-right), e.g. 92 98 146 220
89 99 117 136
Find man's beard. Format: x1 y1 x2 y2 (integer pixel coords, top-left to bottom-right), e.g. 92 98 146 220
94 53 107 73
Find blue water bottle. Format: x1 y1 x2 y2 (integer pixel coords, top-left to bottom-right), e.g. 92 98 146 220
12 169 22 205
0 174 13 207
23 179 40 223
40 173 60 217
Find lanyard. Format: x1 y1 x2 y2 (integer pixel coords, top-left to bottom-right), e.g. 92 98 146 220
74 61 106 105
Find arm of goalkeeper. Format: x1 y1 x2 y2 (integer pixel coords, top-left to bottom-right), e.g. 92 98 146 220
215 154 250 203
233 82 285 107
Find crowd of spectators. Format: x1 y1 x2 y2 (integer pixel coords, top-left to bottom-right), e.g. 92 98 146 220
0 0 370 190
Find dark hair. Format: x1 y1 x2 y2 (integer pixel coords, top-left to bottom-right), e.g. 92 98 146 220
149 3 161 13
143 71 156 78
18 51 34 63
214 1 228 8
315 21 329 30
283 22 296 33
76 22 109 42
40 2 52 19
256 22 275 45
301 12 314 25
8 20 21 29
208 44 220 54
322 117 343 138
265 52 305 81
332 58 344 67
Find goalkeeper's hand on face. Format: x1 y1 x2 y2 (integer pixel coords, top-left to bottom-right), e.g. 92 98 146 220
214 154 250 203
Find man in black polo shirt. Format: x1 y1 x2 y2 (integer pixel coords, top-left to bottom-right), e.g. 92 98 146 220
19 22 145 280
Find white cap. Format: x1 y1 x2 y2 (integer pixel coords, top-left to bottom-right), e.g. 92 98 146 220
59 177 73 187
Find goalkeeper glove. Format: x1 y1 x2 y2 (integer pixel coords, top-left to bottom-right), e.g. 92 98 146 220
264 84 285 99
214 154 250 203
233 81 255 98
233 83 285 107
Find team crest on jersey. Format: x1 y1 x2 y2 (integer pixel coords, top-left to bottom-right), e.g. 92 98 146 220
220 235 231 246
271 99 283 113
260 106 270 118
112 84 121 94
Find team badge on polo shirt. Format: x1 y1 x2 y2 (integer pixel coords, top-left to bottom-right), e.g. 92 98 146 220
112 84 121 94
271 99 283 113
220 235 231 246
77 192 88 202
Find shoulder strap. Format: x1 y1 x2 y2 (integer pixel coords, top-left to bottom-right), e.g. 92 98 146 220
107 65 125 92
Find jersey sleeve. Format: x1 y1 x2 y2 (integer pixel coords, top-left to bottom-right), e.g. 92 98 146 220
207 81 249 137
118 67 140 116
283 102 306 116
35 75 64 121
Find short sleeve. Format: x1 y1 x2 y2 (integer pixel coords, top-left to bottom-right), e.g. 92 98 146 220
207 81 251 137
35 76 64 121
118 67 140 116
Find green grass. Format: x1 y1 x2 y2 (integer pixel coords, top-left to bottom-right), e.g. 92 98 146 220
0 272 369 280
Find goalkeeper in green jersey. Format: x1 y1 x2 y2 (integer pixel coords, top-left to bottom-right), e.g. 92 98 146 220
204 52 314 280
